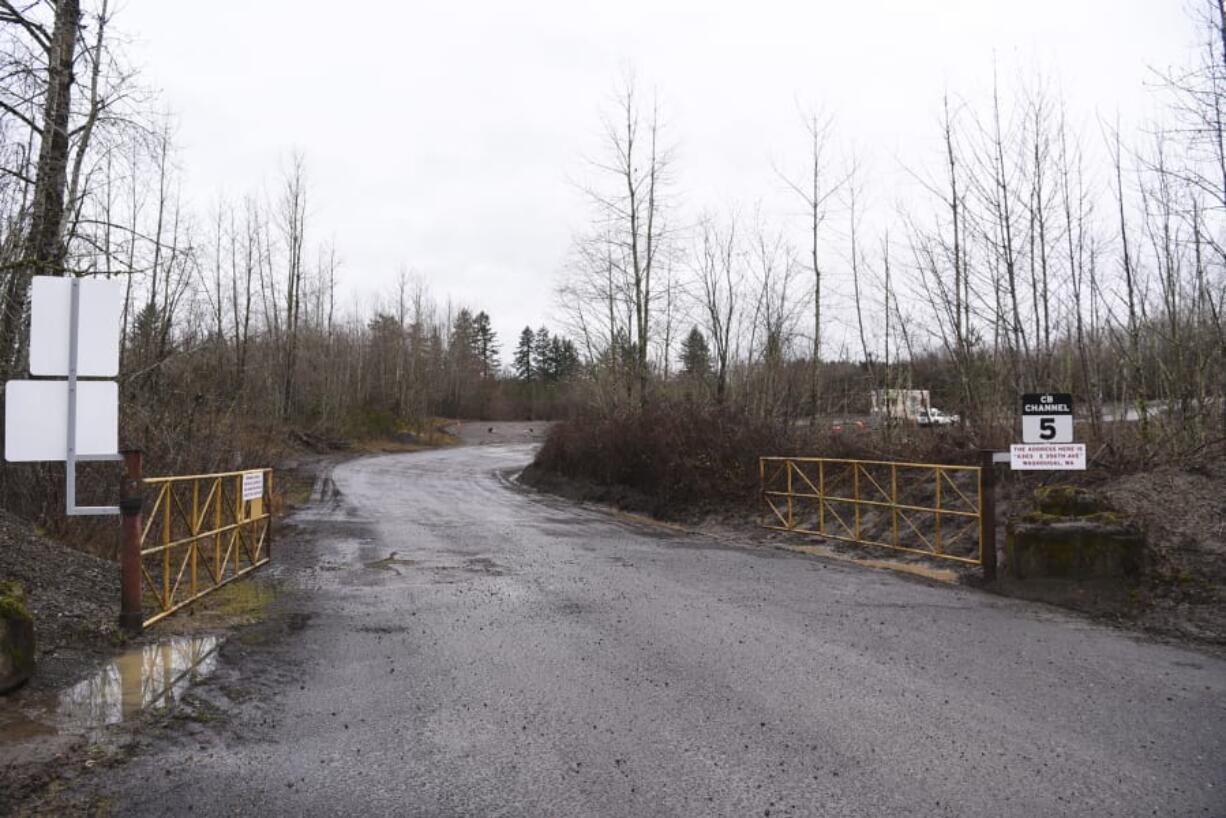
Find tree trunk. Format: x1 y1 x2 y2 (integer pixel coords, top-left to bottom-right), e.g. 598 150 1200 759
0 0 82 376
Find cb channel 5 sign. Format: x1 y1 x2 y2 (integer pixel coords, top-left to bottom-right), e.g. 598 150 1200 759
1021 392 1073 444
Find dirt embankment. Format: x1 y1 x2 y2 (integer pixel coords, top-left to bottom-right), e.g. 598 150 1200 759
0 510 119 691
1096 462 1226 642
443 420 552 447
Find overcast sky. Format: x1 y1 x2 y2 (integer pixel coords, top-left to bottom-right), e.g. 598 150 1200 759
120 0 1194 351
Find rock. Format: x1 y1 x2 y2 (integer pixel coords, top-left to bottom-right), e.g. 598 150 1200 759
0 580 35 693
1033 484 1104 517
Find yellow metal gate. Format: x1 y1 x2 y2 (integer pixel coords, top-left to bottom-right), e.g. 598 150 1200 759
759 456 986 566
138 469 272 627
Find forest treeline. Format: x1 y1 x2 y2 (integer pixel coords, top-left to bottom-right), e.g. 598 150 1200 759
551 3 1226 462
0 1 1223 536
535 2 1225 500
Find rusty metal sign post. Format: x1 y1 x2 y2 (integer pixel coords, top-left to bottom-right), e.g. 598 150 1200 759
119 451 145 632
978 449 998 581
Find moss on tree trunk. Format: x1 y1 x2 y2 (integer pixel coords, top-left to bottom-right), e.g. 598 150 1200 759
0 581 36 694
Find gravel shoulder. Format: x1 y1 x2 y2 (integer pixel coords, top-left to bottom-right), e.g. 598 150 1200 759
0 510 119 692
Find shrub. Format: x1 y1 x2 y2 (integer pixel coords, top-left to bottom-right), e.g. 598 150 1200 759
534 399 792 511
532 398 1007 515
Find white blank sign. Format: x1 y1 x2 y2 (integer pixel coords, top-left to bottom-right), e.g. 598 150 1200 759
29 276 123 377
4 380 118 461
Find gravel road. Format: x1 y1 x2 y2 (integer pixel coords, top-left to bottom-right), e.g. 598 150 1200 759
60 443 1226 817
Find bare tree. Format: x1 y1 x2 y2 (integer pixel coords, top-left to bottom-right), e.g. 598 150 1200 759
1106 120 1148 440
0 0 82 373
691 211 741 403
846 161 875 381
1055 103 1100 435
581 77 672 407
279 154 307 418
779 111 842 420
744 218 802 420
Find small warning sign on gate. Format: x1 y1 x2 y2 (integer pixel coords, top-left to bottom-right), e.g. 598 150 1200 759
241 471 264 502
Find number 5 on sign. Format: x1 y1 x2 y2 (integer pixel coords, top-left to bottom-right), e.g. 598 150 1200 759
1023 414 1072 443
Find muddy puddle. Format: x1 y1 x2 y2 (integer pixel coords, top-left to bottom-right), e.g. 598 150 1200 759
0 633 222 741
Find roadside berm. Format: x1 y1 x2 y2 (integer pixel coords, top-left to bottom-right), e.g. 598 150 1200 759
0 508 118 695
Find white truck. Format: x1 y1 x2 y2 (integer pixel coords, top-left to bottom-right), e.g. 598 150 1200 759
870 389 959 426
916 406 959 427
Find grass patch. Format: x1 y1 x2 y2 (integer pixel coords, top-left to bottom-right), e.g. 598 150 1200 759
279 472 316 509
345 415 458 454
163 578 279 633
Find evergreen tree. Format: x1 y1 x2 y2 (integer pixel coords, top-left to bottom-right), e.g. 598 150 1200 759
514 326 535 382
533 326 552 380
426 325 446 405
680 326 712 378
542 336 565 382
551 337 580 381
450 308 475 365
471 311 500 379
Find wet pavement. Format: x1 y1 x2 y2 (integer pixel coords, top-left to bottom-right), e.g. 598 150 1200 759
34 443 1226 816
